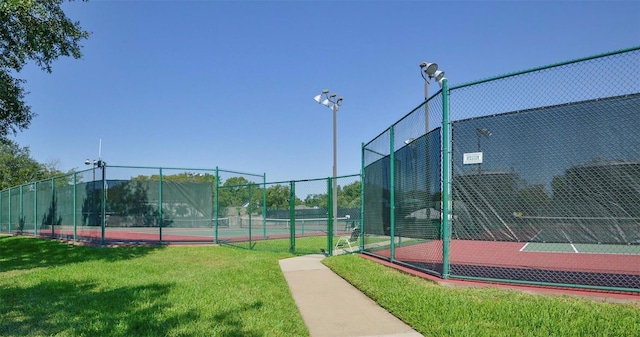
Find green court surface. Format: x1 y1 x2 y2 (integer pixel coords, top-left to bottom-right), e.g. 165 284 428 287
521 242 640 254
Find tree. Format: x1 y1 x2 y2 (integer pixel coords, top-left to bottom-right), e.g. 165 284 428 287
304 193 326 209
0 0 90 140
132 172 216 184
217 176 252 208
0 139 51 189
265 184 290 209
338 181 360 208
301 181 361 210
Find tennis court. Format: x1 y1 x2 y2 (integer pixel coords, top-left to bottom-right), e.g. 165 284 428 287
32 218 336 244
370 239 640 289
521 242 640 254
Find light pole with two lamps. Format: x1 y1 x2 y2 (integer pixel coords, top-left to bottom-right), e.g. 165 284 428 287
476 127 492 174
418 60 446 228
313 89 343 253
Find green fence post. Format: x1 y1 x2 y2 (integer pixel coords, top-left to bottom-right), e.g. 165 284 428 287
159 167 163 244
50 178 55 237
101 165 106 245
263 173 267 240
73 173 77 242
441 78 451 279
8 188 11 233
214 167 219 244
360 142 365 251
19 185 23 235
289 181 296 253
389 127 396 262
327 177 334 256
33 183 37 236
248 183 253 249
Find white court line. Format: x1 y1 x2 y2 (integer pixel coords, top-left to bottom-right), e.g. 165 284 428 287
530 229 542 241
570 243 578 253
519 242 529 252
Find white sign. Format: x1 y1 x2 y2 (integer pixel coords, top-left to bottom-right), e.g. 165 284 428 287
463 152 483 165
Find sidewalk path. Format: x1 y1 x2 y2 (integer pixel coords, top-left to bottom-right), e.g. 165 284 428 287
279 254 423 337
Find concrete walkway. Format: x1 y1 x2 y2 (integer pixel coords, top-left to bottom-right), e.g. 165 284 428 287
279 254 423 337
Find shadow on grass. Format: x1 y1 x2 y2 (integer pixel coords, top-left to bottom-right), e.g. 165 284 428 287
0 280 196 336
0 236 163 273
211 301 264 337
1 279 269 337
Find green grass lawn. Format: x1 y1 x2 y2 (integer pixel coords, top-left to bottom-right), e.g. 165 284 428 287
323 254 640 337
226 235 329 254
228 234 393 254
2 235 639 336
0 235 308 336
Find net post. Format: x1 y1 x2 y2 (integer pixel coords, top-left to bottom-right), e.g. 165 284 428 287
441 78 451 279
289 181 296 253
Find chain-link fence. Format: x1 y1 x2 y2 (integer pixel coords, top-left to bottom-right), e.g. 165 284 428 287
219 175 361 255
0 166 362 255
363 46 640 292
0 166 254 244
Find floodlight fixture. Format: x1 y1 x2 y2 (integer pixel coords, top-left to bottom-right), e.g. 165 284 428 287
420 59 447 131
420 60 446 92
433 70 445 83
476 127 492 138
420 62 438 79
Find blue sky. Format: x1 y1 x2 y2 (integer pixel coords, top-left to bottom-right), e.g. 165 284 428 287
12 0 640 182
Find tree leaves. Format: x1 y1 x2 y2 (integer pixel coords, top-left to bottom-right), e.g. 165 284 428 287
0 0 89 140
0 139 48 189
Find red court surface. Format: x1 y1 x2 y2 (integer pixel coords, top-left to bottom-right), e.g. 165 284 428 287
32 227 325 244
373 240 640 274
367 239 640 293
360 254 640 303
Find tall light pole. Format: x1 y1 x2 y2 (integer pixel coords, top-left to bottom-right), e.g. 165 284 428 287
419 61 450 277
419 61 446 220
313 89 343 236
